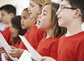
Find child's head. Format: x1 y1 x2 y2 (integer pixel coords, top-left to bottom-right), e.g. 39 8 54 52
0 4 16 24
56 0 84 27
21 8 36 30
10 16 27 45
38 2 66 38
28 0 51 19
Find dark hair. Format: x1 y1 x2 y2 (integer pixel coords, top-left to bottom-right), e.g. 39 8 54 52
11 16 27 45
0 4 16 16
62 0 84 22
43 2 66 38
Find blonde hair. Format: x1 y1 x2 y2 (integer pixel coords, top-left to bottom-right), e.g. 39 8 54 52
32 0 51 7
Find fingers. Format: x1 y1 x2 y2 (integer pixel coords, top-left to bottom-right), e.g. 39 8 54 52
0 47 6 53
11 46 16 49
31 57 36 61
4 53 8 60
9 48 17 58
41 57 56 61
41 57 46 61
9 52 17 58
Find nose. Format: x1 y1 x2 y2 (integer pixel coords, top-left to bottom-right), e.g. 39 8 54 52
21 18 23 23
38 14 41 19
28 7 30 11
56 11 60 16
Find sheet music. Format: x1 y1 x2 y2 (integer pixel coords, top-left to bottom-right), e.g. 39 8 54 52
18 50 32 61
0 33 18 61
19 35 42 61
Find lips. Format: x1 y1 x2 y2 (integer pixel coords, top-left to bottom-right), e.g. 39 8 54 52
29 11 32 15
11 32 14 35
57 16 62 21
37 20 41 25
21 24 24 26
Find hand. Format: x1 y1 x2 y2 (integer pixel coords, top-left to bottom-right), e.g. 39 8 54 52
31 57 36 61
41 57 56 61
9 46 18 58
0 47 6 53
4 53 13 61
0 47 6 61
9 46 24 59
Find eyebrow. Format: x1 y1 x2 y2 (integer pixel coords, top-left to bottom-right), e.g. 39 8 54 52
43 10 48 13
60 4 66 7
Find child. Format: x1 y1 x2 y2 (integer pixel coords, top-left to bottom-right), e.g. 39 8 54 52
10 16 27 48
7 8 37 59
32 2 66 60
3 16 27 61
19 8 36 50
27 0 51 50
41 0 84 61
0 4 16 45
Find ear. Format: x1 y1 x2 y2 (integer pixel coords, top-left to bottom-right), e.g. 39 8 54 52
9 13 15 18
74 9 81 18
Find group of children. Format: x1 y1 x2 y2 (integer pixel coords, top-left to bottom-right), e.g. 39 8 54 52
0 0 84 61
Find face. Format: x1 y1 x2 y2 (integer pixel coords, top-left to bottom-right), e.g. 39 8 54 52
56 0 75 27
37 5 52 31
21 10 33 29
28 0 41 19
0 10 11 24
10 24 19 38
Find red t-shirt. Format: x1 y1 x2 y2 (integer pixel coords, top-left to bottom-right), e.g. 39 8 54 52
28 25 46 50
1 27 12 45
57 31 84 61
36 37 59 60
19 32 29 50
13 42 20 48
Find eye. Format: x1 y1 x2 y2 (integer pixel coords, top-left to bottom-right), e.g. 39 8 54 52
31 5 34 7
23 17 27 19
43 12 47 16
43 13 46 16
1 14 4 17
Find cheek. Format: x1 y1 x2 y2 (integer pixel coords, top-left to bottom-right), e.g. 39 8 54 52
15 31 19 36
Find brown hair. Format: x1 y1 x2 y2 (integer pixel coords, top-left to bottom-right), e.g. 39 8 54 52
43 2 66 38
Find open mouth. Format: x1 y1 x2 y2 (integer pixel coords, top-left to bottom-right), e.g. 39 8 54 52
37 20 41 25
11 33 14 35
57 16 62 21
29 12 32 15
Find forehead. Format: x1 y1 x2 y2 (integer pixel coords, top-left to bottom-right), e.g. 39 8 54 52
1 10 8 14
22 10 29 16
60 0 71 7
42 5 51 12
29 0 36 5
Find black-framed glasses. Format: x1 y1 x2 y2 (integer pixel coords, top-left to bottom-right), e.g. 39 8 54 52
58 6 77 12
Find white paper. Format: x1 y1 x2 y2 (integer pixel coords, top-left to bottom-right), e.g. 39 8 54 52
19 35 42 61
18 50 32 61
0 43 2 47
1 53 7 61
0 33 18 61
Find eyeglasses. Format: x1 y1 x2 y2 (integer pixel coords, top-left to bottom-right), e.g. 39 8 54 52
58 6 77 12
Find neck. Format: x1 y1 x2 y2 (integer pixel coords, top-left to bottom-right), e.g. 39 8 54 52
46 28 53 38
5 22 11 28
66 19 82 37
